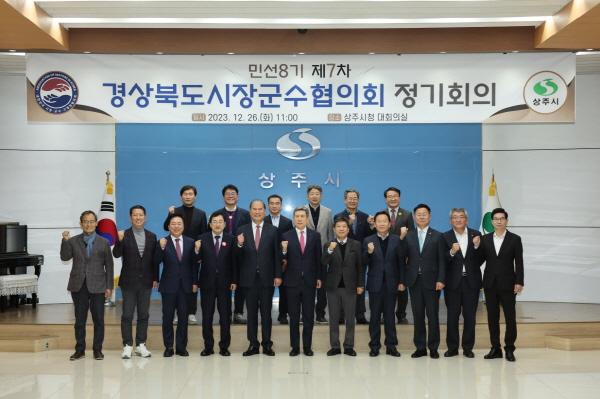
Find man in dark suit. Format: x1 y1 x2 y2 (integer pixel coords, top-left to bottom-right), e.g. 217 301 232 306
60 210 114 361
157 214 200 357
305 184 333 323
217 184 252 325
235 199 282 356
404 204 446 359
281 207 322 356
264 194 294 324
322 216 364 356
380 187 414 325
334 188 371 324
197 211 237 357
163 184 208 325
476 208 524 362
113 205 159 359
442 208 482 358
363 211 407 357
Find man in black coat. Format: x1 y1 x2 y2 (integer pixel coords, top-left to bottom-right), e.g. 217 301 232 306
442 208 482 358
113 205 160 359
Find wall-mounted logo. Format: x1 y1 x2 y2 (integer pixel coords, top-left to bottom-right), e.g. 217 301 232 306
276 128 321 160
523 71 567 114
34 71 78 114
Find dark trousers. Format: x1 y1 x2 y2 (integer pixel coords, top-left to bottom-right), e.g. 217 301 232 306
356 290 366 318
368 284 398 351
396 289 408 320
287 284 316 350
445 279 479 351
121 287 152 346
244 274 275 348
315 286 327 318
200 287 232 350
71 282 105 352
484 286 517 351
161 289 189 350
278 286 288 319
233 289 245 315
409 276 441 351
188 290 198 316
327 288 357 349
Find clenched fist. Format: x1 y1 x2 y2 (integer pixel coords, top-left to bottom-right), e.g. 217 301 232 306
237 233 245 246
118 230 125 242
328 241 337 251
195 240 202 252
400 226 408 240
159 238 167 250
472 236 481 247
367 242 375 254
62 231 70 240
281 241 288 252
451 242 460 255
168 206 175 214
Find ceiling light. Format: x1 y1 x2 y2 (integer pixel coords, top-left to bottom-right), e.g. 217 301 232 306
298 52 305 55
83 51 91 54
227 52 235 55
369 52 376 55
155 52 163 55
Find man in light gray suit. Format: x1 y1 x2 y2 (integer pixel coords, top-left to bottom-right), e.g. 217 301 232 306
305 184 333 323
322 216 364 356
60 210 114 361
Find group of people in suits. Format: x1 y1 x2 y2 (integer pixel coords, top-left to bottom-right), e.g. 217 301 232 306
60 183 524 363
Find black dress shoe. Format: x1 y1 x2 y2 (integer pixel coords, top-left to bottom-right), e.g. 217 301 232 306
397 317 409 325
289 348 300 356
505 351 516 362
369 349 379 357
386 347 401 357
315 316 328 323
463 349 475 358
93 350 104 360
444 349 459 357
163 348 174 357
344 348 357 356
484 347 503 359
219 349 231 356
243 346 260 356
411 349 427 358
339 318 345 324
304 348 314 356
327 348 341 356
201 349 214 356
176 349 189 357
69 351 85 361
263 347 275 356
356 316 369 325
430 350 440 359
278 317 289 325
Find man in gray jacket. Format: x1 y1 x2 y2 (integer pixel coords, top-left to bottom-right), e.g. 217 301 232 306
61 210 114 361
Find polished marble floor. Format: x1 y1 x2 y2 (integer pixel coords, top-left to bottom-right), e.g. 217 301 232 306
0 348 598 399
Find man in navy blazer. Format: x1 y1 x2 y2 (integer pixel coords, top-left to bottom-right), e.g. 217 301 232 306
476 208 524 362
281 207 322 356
442 208 482 359
404 204 446 359
363 211 407 357
335 188 371 324
235 199 282 356
217 184 252 325
197 211 237 357
163 184 208 325
265 194 294 324
156 214 200 357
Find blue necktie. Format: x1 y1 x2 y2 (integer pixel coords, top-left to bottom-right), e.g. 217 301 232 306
418 230 425 253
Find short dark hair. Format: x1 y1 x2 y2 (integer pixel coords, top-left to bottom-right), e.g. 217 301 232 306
267 194 283 203
166 213 184 225
344 189 360 199
384 187 401 198
491 208 508 219
413 203 431 213
80 210 97 222
180 185 197 196
222 184 239 196
129 204 146 216
208 211 226 224
293 207 309 217
333 216 350 229
374 211 390 222
249 199 265 209
306 184 322 194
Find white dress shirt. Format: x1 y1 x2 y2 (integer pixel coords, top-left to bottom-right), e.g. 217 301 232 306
493 231 506 256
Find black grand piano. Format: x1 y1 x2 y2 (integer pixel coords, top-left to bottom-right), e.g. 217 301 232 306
0 223 44 310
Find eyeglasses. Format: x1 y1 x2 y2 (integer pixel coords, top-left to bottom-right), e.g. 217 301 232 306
81 220 96 225
492 217 506 221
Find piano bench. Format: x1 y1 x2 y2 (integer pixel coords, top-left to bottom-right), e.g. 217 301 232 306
0 275 38 311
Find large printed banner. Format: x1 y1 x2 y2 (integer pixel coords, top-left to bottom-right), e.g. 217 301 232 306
26 53 575 124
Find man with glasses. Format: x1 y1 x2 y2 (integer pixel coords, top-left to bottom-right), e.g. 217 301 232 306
476 208 524 362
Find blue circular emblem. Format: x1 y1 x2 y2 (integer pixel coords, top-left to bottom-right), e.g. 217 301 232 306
34 71 78 114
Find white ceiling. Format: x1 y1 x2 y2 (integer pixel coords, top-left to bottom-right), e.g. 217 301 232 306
35 0 571 29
